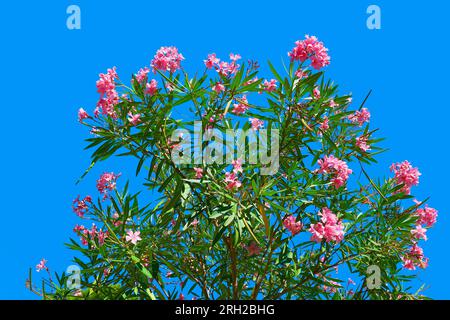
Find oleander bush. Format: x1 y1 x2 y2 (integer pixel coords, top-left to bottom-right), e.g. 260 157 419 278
29 36 438 300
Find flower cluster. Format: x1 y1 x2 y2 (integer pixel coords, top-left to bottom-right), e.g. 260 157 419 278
232 95 249 115
288 35 330 70
224 159 243 190
78 108 89 122
151 46 184 73
415 203 438 227
205 53 241 77
283 215 303 235
355 135 371 152
309 207 345 243
401 243 429 270
348 108 370 127
390 160 421 194
249 118 264 131
96 172 120 199
74 224 109 247
95 67 119 118
134 67 150 83
145 79 158 96
262 79 277 92
72 195 92 218
317 155 352 188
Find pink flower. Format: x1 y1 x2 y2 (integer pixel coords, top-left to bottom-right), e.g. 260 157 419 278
317 155 352 188
246 242 261 256
224 172 242 190
229 53 241 61
415 204 438 227
134 67 150 83
329 99 338 108
151 46 184 73
249 118 264 131
95 67 119 118
194 167 203 179
283 215 303 235
78 108 89 122
309 222 325 242
390 161 421 195
411 225 428 241
402 243 429 270
232 158 243 173
263 79 277 92
97 172 120 198
179 293 185 300
212 82 225 93
125 230 142 245
348 108 370 127
204 53 220 69
309 208 345 243
145 79 158 96
295 69 306 79
216 61 239 77
313 87 321 99
36 258 48 272
356 136 371 152
319 116 329 134
288 35 330 70
232 95 249 115
128 113 141 126
72 195 92 217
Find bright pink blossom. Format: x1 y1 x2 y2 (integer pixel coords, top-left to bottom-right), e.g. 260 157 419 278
249 118 264 131
204 53 220 69
283 215 303 235
356 136 371 152
78 108 89 122
134 67 150 83
415 204 438 227
309 207 345 243
95 67 119 118
295 69 306 79
313 87 321 99
411 225 428 241
390 160 421 194
128 113 141 126
224 172 241 190
263 79 277 92
212 82 225 93
402 243 429 270
194 167 203 179
232 95 249 115
72 195 92 217
151 46 184 73
317 155 352 188
97 172 120 198
348 108 370 127
288 35 330 70
232 158 243 174
216 60 239 77
145 79 158 96
319 116 329 134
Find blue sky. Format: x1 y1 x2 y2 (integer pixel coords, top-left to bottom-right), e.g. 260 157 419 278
1 0 449 299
